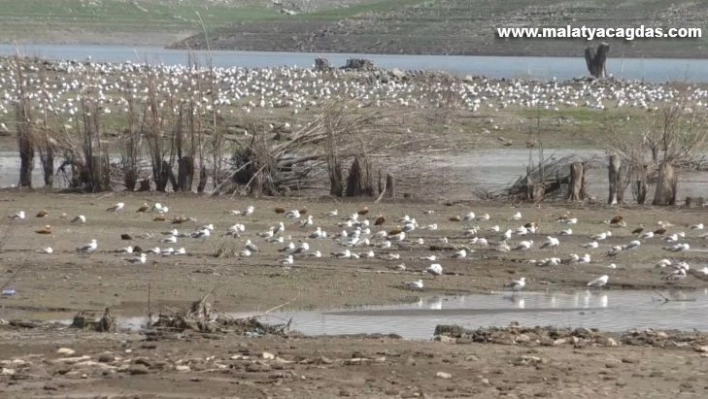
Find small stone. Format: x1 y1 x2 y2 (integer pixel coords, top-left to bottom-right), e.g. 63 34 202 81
515 334 531 343
56 348 76 356
175 365 191 372
621 358 638 364
436 372 452 379
98 354 115 363
553 338 567 346
433 335 454 343
128 365 149 375
262 352 275 360
694 346 708 353
134 358 153 368
43 383 59 391
1 368 15 375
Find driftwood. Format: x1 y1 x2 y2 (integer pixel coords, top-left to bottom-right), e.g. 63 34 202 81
566 162 585 201
151 294 291 335
607 154 622 205
585 42 610 78
70 308 116 332
653 162 677 206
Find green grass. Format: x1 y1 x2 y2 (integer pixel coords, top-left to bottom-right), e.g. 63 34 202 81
0 0 285 34
293 0 431 21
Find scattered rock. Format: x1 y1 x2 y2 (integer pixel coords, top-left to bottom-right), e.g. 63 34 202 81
433 335 455 343
436 371 452 379
262 352 275 360
128 365 150 375
98 353 115 363
56 348 76 356
175 365 191 372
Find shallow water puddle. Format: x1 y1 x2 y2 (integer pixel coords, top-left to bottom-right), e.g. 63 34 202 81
254 289 708 340
102 289 708 340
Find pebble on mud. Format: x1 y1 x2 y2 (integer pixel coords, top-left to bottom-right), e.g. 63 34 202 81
436 372 452 379
56 348 76 356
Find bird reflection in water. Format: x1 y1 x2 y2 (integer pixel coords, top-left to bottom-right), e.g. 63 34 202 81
425 297 443 310
502 295 526 309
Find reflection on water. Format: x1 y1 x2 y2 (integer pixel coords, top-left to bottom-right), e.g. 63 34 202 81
53 290 708 340
257 290 708 340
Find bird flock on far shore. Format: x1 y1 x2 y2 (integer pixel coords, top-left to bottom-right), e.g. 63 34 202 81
6 201 707 301
1 57 708 136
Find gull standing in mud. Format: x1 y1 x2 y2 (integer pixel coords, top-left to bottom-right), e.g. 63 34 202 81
404 279 424 291
504 277 526 293
587 275 609 289
77 239 98 255
106 202 125 212
426 264 443 279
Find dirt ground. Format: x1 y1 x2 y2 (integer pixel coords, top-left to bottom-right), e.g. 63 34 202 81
0 191 706 397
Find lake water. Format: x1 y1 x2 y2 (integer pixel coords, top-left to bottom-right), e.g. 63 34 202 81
0 44 707 83
107 289 708 340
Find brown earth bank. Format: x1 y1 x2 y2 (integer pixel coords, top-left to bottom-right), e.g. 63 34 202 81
0 190 707 397
1 324 708 398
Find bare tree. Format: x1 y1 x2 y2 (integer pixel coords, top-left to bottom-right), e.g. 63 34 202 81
599 101 708 205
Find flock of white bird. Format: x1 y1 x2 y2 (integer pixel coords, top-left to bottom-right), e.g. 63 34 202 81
6 202 706 298
0 58 707 127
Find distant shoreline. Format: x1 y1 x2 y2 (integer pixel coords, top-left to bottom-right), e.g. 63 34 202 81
1 34 708 61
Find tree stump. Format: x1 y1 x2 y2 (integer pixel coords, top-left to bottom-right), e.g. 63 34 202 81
329 159 343 197
607 154 622 205
386 173 395 198
653 162 677 206
138 178 151 192
684 197 704 208
314 57 332 71
177 156 195 192
197 167 207 193
584 42 610 78
566 162 585 201
123 169 137 191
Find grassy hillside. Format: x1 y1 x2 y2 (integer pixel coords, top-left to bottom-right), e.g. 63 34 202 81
173 0 708 58
0 0 364 45
0 0 707 58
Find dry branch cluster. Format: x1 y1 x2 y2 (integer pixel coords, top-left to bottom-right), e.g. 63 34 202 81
150 295 290 335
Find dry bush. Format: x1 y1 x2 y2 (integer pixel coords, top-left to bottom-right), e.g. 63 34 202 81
212 102 382 197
